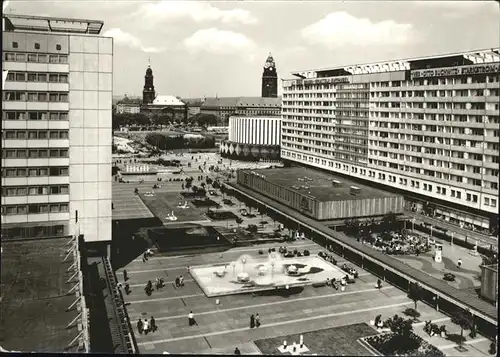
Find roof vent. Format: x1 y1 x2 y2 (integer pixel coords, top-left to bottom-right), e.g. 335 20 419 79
350 186 361 195
332 180 342 187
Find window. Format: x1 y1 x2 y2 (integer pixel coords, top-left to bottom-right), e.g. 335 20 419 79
49 74 59 82
12 42 18 48
492 199 497 207
28 54 37 62
56 44 62 51
34 43 40 50
484 197 490 206
49 131 59 139
49 55 59 64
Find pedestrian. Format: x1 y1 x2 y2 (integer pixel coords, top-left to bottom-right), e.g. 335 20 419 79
376 279 382 289
188 311 195 326
123 270 128 282
137 319 143 335
175 276 180 288
234 347 241 355
143 252 148 262
255 313 260 328
150 316 157 333
143 319 149 335
457 258 462 268
125 283 130 295
250 314 255 328
179 275 184 287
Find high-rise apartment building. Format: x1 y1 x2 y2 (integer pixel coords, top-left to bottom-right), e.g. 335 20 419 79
282 49 499 233
1 14 113 252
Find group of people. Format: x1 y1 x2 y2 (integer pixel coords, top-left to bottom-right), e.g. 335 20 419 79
318 251 338 265
249 313 261 328
175 275 185 288
341 264 359 278
137 317 157 335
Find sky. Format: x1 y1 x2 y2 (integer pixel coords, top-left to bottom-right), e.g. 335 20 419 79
4 0 500 98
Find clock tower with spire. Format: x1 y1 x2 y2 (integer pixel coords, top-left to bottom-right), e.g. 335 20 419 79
142 58 156 105
261 53 278 98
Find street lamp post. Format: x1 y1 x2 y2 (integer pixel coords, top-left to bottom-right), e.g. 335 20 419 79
451 231 454 246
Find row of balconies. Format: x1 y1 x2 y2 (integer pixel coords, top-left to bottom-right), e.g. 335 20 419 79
1 176 69 186
2 158 70 167
2 61 69 73
3 101 69 111
2 139 69 148
1 212 70 225
3 81 69 92
2 120 69 130
1 194 70 206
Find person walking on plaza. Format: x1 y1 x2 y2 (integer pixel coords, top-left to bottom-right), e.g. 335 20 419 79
376 279 382 289
123 269 128 282
137 319 143 335
179 275 184 287
143 319 149 335
250 314 255 328
255 313 261 328
457 258 462 268
150 316 157 333
125 283 130 295
234 347 241 355
188 311 196 326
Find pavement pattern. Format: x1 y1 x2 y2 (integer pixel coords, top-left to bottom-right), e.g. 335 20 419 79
117 240 492 356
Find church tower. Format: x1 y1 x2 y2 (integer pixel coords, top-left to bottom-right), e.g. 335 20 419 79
261 53 278 98
142 58 156 105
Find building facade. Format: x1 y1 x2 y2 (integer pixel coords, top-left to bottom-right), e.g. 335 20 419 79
262 53 278 98
201 96 281 125
1 14 113 247
282 49 499 233
220 115 281 161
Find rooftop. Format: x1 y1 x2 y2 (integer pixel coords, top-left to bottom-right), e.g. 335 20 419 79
0 237 80 352
149 95 185 107
246 167 401 202
201 96 282 109
291 47 500 78
3 14 104 35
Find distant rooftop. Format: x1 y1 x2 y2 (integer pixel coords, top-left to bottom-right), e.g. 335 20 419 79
3 13 104 35
202 96 282 109
246 167 402 203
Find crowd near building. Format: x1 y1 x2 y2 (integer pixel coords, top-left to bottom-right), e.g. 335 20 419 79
2 13 113 250
281 48 499 234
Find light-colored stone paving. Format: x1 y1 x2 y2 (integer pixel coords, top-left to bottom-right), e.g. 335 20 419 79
118 241 488 355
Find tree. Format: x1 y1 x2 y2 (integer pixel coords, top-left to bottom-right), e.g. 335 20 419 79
200 182 206 189
192 185 199 195
381 211 399 232
408 282 425 310
384 314 420 354
451 310 473 348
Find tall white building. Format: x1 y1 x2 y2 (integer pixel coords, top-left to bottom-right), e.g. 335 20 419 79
282 48 499 233
2 14 113 252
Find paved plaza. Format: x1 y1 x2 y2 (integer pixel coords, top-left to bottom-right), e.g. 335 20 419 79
111 153 494 355
117 239 491 356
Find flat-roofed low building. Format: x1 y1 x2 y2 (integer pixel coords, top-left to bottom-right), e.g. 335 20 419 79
237 166 404 220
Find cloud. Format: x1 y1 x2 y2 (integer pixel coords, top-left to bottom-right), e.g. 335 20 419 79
136 1 257 25
301 12 414 48
184 28 256 58
103 28 165 53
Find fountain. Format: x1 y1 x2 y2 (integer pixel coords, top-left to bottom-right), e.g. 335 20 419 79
190 250 348 297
